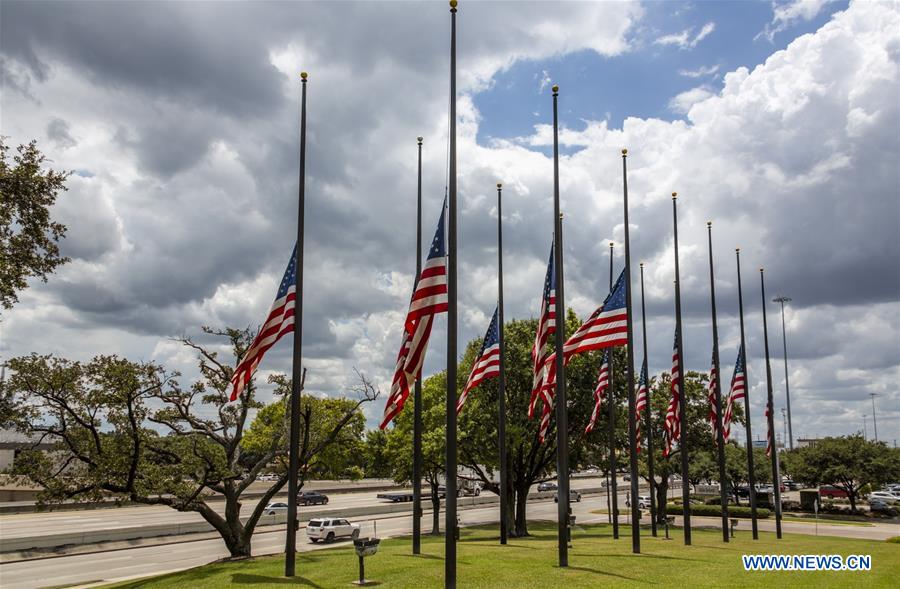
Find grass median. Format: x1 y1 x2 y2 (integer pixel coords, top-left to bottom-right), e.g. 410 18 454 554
104 522 898 588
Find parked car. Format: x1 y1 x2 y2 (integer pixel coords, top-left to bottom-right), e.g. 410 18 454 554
818 485 849 500
885 483 900 493
264 502 289 515
869 499 897 515
538 482 558 492
257 473 278 482
554 490 582 503
625 494 653 509
735 486 751 498
623 474 631 482
782 479 800 491
306 517 360 543
298 491 329 506
868 491 900 504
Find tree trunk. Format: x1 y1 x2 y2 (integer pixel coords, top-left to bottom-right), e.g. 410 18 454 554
430 482 441 535
847 490 857 512
513 483 530 537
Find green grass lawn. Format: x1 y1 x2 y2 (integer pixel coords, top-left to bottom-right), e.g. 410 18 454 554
105 523 899 589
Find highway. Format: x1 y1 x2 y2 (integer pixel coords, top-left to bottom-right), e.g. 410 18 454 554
0 477 612 542
3 493 898 589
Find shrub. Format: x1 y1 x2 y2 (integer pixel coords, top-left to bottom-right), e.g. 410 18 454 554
886 537 900 544
667 503 771 519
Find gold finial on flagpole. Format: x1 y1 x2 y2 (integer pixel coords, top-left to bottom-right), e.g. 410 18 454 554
640 262 644 269
622 148 628 156
552 84 559 94
736 248 740 253
707 221 712 227
672 192 677 200
300 72 308 81
450 0 457 9
497 182 502 188
417 136 423 145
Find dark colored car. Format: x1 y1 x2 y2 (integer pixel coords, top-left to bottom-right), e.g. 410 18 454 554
538 482 558 492
298 491 329 506
735 486 751 498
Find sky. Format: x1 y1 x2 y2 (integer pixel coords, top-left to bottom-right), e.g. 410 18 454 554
1 0 898 447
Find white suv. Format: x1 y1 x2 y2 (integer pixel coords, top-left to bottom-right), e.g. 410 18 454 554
625 495 653 509
306 517 360 543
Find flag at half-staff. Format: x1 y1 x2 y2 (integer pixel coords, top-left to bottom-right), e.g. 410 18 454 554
529 242 556 420
634 361 649 451
707 350 719 441
230 245 297 401
584 350 610 434
540 267 628 441
380 205 448 429
722 346 745 441
663 329 682 456
456 306 500 413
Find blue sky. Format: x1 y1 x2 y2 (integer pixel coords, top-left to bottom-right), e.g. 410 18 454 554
475 1 850 148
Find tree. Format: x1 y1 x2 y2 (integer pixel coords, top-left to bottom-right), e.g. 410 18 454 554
0 139 70 310
3 328 377 558
723 443 771 504
781 435 900 511
384 372 447 535
455 311 606 537
361 428 392 479
639 370 724 522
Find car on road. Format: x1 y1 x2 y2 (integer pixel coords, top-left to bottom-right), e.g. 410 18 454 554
782 479 800 491
306 517 360 543
735 486 751 498
554 490 582 503
298 491 329 506
257 473 279 482
625 494 653 509
537 481 558 492
869 499 898 515
818 485 849 499
264 502 289 515
868 491 900 504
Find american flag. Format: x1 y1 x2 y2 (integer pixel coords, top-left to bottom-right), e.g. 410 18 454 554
663 329 681 457
585 350 610 434
765 403 774 457
229 245 297 401
634 360 649 453
456 306 501 414
379 205 447 429
529 243 556 421
707 351 719 441
541 268 628 399
722 346 745 441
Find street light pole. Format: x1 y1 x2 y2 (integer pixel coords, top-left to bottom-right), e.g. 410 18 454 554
870 393 878 442
773 296 793 450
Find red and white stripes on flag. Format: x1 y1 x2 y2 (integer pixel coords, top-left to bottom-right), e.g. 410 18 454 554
456 307 501 414
765 403 774 457
707 352 719 441
529 243 556 422
379 205 447 429
722 346 746 441
634 361 650 453
230 246 297 401
584 351 610 434
380 315 435 429
663 330 682 457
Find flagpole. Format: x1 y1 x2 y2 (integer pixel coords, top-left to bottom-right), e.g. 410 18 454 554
760 268 783 539
640 262 658 537
736 249 759 539
672 192 692 545
497 182 508 545
607 241 619 540
445 1 459 586
551 83 570 568
412 137 424 555
621 149 641 554
285 70 308 578
706 222 729 543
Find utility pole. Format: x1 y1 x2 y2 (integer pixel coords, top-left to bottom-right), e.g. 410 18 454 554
870 393 878 442
863 414 867 440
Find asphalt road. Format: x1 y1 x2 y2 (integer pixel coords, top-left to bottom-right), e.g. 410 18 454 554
2 492 898 589
0 477 612 541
